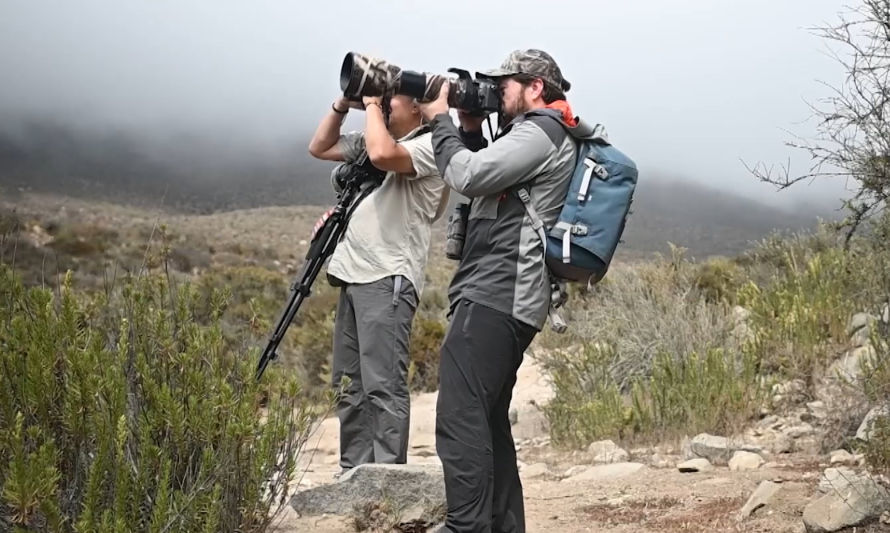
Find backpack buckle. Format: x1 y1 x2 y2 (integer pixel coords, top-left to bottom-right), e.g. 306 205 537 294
579 158 608 203
592 163 608 180
571 224 588 236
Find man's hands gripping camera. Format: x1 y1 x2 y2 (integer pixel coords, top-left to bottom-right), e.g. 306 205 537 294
419 82 488 133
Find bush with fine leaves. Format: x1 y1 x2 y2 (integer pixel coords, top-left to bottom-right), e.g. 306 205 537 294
0 265 320 532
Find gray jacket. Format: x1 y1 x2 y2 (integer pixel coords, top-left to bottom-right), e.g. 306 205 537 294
429 109 576 330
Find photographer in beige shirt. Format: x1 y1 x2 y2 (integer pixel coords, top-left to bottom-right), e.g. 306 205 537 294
308 93 446 472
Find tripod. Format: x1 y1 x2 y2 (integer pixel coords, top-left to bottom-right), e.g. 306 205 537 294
255 158 383 380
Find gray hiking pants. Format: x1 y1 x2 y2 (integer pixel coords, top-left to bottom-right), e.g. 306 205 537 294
332 275 418 469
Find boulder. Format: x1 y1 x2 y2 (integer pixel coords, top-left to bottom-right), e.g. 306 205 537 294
691 433 734 465
803 472 890 532
520 462 550 479
856 405 890 442
587 440 630 464
784 423 814 439
738 481 781 520
847 312 875 336
818 467 857 494
290 463 445 517
677 458 713 473
729 451 764 471
829 450 857 466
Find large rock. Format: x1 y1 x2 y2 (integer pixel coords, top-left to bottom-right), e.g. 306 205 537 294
818 467 857 494
561 462 645 483
771 379 808 404
806 400 828 421
803 472 890 532
851 326 872 348
827 346 874 383
856 405 890 442
729 451 764 471
587 440 629 464
847 312 875 336
520 462 550 479
677 458 713 473
738 481 781 520
509 358 554 440
690 433 734 464
290 464 445 516
510 404 550 440
784 423 815 439
829 450 857 467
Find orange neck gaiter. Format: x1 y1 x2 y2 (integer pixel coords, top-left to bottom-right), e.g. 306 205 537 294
545 100 578 127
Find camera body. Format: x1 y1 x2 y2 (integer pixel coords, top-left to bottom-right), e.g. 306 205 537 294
340 52 500 116
331 150 387 194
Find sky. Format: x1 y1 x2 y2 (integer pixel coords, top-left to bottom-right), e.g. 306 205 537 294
0 0 856 209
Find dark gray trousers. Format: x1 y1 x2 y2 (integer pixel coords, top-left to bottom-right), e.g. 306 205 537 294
436 299 538 533
332 275 418 469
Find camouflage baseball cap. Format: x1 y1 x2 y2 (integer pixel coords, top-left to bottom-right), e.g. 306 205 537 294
477 49 571 92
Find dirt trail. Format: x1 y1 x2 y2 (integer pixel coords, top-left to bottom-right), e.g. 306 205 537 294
273 357 827 533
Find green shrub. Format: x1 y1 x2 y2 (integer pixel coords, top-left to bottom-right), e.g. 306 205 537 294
538 207 890 453
861 291 890 476
0 209 22 235
540 344 629 447
694 257 743 304
541 249 742 391
0 265 320 532
541 343 762 448
630 347 762 441
47 224 119 257
537 245 766 448
863 418 890 476
408 316 446 392
194 266 339 392
738 247 857 385
287 284 339 388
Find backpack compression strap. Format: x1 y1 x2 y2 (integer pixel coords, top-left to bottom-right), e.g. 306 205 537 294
517 188 575 266
516 188 548 259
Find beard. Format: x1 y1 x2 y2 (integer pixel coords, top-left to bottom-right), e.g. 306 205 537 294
498 92 531 126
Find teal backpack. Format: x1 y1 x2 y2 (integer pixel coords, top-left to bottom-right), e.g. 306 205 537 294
519 115 638 286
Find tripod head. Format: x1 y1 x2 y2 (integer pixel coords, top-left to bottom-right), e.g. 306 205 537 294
331 150 387 195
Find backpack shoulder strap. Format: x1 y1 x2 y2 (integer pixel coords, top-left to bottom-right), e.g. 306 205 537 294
512 111 571 261
524 111 569 148
516 187 548 257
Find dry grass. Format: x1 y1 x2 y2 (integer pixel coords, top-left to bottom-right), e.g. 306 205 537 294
580 496 683 524
580 495 751 533
540 247 743 392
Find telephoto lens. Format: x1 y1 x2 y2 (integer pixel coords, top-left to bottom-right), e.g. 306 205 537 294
339 52 500 115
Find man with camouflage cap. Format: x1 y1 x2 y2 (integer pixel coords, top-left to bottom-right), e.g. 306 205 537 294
419 49 584 532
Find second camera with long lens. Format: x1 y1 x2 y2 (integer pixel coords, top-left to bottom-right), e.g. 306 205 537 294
339 51 500 116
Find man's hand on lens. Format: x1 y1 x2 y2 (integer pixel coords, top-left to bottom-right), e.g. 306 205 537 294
457 110 486 133
362 95 384 110
420 82 450 121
